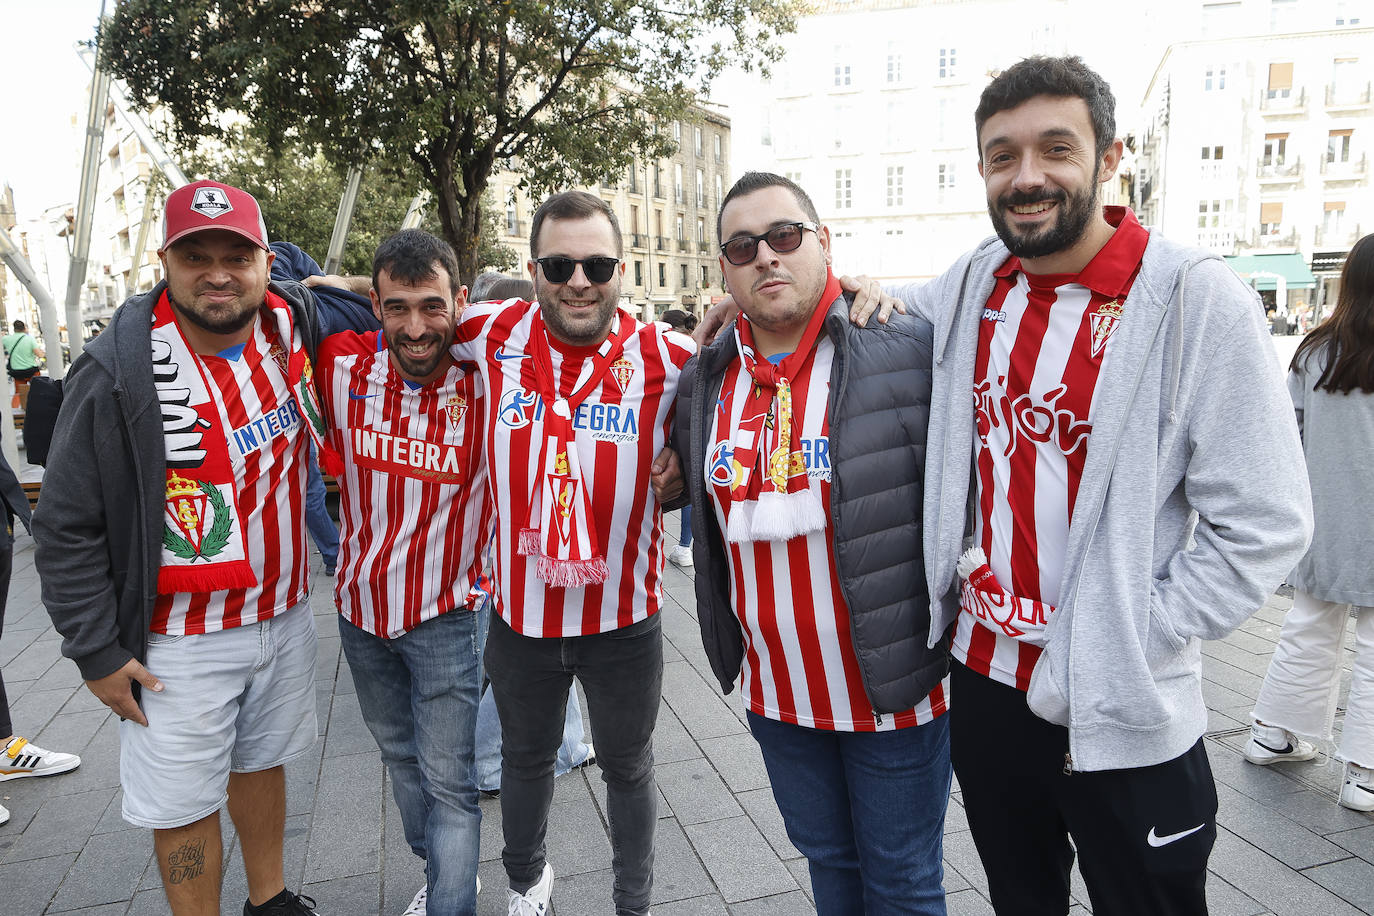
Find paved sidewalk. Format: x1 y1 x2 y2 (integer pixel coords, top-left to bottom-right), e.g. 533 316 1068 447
2 512 1372 915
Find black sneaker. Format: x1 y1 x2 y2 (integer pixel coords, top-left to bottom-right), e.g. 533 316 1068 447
244 890 321 915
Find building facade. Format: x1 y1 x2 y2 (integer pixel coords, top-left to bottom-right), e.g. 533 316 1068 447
1135 7 1371 314
490 106 731 322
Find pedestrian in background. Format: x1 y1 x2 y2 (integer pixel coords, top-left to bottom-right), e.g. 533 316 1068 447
1246 232 1374 812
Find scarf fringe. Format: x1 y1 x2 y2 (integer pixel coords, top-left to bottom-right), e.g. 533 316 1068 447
535 555 609 588
729 490 826 543
157 560 258 595
518 527 542 555
956 546 1002 592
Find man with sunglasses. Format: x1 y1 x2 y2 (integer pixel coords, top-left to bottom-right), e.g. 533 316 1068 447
671 171 950 913
447 190 693 916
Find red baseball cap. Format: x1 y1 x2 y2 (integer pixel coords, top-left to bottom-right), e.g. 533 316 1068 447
161 180 269 251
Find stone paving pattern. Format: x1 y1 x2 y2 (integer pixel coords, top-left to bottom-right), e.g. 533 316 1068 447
2 511 1372 914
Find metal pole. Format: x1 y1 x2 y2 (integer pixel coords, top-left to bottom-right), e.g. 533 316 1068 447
0 227 65 384
75 44 190 189
129 183 158 291
323 166 364 275
62 61 112 372
401 192 428 229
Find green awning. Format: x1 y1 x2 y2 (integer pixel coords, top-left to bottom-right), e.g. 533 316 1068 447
1224 253 1317 291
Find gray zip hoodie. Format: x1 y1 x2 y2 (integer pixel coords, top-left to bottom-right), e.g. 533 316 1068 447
890 229 1313 771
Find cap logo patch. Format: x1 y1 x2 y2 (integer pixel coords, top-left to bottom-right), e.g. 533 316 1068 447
190 188 234 219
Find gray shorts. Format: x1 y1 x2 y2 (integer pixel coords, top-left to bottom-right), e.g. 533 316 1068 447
120 601 318 829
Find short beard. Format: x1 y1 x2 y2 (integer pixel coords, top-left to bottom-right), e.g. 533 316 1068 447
989 164 1101 260
387 330 450 380
168 294 261 336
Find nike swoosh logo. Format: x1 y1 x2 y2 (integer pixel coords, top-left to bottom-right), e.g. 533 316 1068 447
495 347 528 361
348 390 382 400
1147 823 1207 847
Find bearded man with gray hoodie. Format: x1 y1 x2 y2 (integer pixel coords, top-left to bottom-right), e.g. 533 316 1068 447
852 56 1312 915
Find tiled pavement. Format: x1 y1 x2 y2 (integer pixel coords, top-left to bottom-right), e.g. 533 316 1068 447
2 511 1372 915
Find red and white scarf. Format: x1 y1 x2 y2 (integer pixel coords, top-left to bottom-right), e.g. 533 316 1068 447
152 290 327 593
518 310 634 587
956 546 1053 647
726 273 840 543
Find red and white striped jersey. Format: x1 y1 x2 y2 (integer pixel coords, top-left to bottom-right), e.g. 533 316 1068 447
452 299 694 636
708 337 949 731
954 207 1148 689
317 331 491 638
152 316 309 635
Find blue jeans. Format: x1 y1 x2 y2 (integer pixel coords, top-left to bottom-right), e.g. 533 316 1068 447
678 504 692 547
747 711 951 916
338 607 484 916
305 440 339 570
485 612 662 916
475 680 593 792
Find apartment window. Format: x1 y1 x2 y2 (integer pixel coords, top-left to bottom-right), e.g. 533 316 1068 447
886 44 903 84
833 103 858 152
653 164 663 197
886 166 904 206
674 164 684 202
834 47 852 87
694 126 703 157
715 174 724 209
675 214 685 240
1336 0 1361 24
1200 145 1224 178
834 169 853 209
886 100 911 148
1324 201 1346 235
1260 201 1283 236
1266 62 1293 99
634 260 644 287
1204 64 1228 91
784 170 803 185
701 265 710 287
936 98 951 144
658 263 666 287
1196 199 1231 229
1262 133 1288 165
673 121 682 144
1201 1 1241 36
505 193 518 234
697 216 707 247
938 48 957 79
938 162 957 191
714 133 722 161
680 264 689 287
1328 129 1353 163
696 169 705 207
629 203 640 234
1269 0 1299 31
1333 57 1360 101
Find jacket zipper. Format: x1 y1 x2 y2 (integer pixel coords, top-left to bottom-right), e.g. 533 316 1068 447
1063 753 1073 775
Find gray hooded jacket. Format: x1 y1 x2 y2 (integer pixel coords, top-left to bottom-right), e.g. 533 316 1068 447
890 229 1313 771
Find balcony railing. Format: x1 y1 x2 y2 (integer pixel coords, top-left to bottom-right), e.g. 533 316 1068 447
1321 153 1368 179
1257 156 1302 181
697 240 711 253
1249 227 1301 250
504 219 526 237
630 233 648 249
1315 223 1362 248
1326 82 1371 108
1260 88 1307 113
1196 229 1235 252
677 238 691 252
655 235 669 251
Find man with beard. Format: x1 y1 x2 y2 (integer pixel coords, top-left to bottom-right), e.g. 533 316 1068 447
36 181 336 916
853 56 1312 913
450 190 693 916
313 229 491 916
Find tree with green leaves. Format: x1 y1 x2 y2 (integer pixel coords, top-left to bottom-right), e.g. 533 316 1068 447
102 0 796 283
183 132 516 276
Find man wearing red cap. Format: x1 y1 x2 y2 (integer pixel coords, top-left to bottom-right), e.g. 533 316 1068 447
36 181 337 916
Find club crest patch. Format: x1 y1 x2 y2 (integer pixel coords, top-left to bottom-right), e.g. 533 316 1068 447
190 187 234 219
1089 299 1123 358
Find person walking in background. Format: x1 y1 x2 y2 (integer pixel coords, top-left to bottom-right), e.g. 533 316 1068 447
1 449 81 828
1246 233 1374 813
3 320 44 412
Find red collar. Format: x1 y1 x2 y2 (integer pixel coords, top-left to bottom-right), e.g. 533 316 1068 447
995 207 1148 298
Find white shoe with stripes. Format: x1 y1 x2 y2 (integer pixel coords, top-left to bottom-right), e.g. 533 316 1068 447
1 737 82 781
0 802 9 826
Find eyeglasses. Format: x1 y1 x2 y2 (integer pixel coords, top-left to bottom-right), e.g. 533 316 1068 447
719 221 819 266
535 256 620 284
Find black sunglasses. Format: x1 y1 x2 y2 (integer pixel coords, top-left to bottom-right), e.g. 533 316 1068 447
535 256 620 284
720 221 819 266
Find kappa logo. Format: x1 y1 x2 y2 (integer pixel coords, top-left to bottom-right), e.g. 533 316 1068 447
190 187 234 219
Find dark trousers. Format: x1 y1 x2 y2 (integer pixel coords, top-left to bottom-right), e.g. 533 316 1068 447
0 527 14 738
485 612 663 916
949 661 1217 916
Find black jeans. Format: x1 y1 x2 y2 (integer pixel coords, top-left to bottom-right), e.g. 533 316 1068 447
485 612 663 916
950 661 1217 916
0 526 14 739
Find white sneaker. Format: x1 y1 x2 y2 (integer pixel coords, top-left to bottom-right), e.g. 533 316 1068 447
1243 722 1318 766
1340 763 1374 812
0 802 9 826
507 862 553 916
0 737 82 781
668 545 693 568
